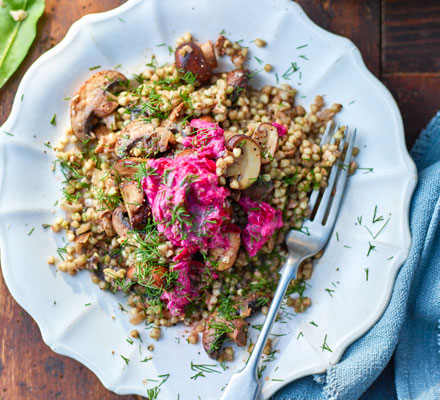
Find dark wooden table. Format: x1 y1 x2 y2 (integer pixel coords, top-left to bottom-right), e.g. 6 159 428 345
0 1 438 399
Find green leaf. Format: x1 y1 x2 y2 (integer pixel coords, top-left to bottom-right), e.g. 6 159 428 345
0 0 45 89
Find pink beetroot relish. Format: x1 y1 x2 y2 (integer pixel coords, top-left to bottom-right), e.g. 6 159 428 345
142 155 230 253
181 119 226 158
272 122 287 136
239 196 284 257
141 118 285 315
142 122 231 315
159 252 198 316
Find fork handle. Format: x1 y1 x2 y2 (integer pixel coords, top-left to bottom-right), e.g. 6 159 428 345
221 256 300 400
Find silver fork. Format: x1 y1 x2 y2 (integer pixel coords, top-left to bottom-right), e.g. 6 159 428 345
221 123 356 400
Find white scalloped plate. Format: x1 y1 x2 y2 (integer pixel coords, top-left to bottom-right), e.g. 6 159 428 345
0 0 417 398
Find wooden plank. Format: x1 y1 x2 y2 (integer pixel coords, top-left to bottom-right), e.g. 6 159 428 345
382 0 440 73
296 0 381 76
0 0 127 127
0 3 137 399
0 274 137 400
382 73 440 148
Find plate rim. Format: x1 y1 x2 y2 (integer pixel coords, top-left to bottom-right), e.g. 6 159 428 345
0 0 418 397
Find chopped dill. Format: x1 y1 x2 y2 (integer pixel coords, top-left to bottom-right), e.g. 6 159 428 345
325 288 335 297
367 241 376 257
321 334 332 352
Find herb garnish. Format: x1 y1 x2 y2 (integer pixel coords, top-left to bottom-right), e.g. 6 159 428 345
257 364 266 379
366 241 376 257
325 288 335 297
282 62 299 80
190 362 223 380
321 334 332 352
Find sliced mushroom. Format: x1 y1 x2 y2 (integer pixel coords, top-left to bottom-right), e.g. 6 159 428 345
226 69 248 103
199 40 217 69
236 293 270 318
131 204 152 227
74 232 91 244
208 232 241 271
202 312 248 359
225 135 261 189
97 210 116 237
112 206 131 237
203 313 223 359
115 120 154 156
225 318 248 347
70 70 127 140
116 120 175 158
175 41 216 83
120 180 144 221
215 35 227 56
252 123 279 164
242 178 274 201
167 102 185 122
112 157 148 179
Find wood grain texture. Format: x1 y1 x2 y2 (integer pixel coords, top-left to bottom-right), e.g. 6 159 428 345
0 0 438 399
0 4 136 400
382 73 440 148
382 0 440 73
0 0 127 128
296 0 381 76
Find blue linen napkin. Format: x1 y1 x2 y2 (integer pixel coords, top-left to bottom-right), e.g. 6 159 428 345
273 112 440 400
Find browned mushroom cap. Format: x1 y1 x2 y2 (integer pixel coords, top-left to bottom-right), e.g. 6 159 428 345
208 232 241 271
225 318 248 347
116 120 175 158
112 206 131 237
97 210 116 237
202 312 249 359
70 70 127 140
203 313 223 359
226 69 248 102
242 178 274 201
236 292 271 318
252 123 279 164
112 157 148 179
131 204 152 227
225 135 261 189
120 180 144 222
175 41 215 83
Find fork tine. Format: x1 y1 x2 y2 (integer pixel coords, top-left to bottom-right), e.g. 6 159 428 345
324 129 356 228
313 127 348 224
308 121 335 212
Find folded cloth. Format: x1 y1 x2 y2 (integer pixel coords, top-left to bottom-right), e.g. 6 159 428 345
273 112 440 400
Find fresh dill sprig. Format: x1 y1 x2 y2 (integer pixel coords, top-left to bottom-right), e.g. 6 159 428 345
321 334 332 352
